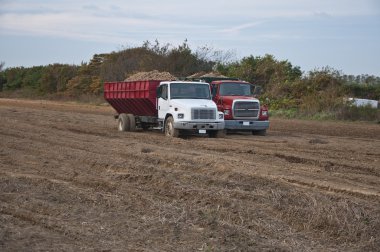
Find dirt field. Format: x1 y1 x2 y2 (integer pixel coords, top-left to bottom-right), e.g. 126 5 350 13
1 98 379 251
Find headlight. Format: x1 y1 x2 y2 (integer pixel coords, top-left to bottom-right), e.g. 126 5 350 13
177 113 184 119
218 113 224 119
224 109 230 116
261 111 268 116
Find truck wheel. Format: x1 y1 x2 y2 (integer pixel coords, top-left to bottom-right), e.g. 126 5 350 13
252 129 267 136
127 114 136 132
165 116 180 137
118 113 130 131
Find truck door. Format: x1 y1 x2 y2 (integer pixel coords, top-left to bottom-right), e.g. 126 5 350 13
158 84 169 119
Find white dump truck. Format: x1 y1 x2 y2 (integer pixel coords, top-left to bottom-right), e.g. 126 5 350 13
104 80 225 137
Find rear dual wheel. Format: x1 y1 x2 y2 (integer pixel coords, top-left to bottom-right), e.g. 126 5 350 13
118 113 136 132
118 114 129 131
128 114 136 131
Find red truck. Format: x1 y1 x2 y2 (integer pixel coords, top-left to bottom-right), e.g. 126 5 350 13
209 79 269 135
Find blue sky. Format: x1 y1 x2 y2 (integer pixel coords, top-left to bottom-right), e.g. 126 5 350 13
0 0 379 76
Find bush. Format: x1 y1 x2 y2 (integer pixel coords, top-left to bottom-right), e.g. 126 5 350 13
271 105 379 122
335 105 380 121
264 97 298 110
269 108 298 118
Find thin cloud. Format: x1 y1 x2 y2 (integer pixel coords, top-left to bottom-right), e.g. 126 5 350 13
1 1 376 34
218 22 265 36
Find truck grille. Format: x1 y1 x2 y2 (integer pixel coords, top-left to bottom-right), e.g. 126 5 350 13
192 108 216 120
233 101 260 118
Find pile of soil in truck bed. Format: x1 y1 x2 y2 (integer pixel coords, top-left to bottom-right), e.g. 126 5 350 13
125 70 177 81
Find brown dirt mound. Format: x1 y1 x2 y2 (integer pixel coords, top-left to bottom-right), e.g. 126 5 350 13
187 71 229 79
125 70 177 81
187 71 207 78
200 71 228 78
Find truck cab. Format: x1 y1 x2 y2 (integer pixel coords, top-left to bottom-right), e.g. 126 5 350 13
210 80 269 135
156 81 225 137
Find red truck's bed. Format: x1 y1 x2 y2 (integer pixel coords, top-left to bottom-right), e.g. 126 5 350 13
104 80 161 116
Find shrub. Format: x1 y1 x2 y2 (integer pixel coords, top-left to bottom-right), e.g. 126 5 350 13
335 105 380 121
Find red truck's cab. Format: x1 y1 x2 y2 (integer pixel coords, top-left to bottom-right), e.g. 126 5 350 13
210 80 269 135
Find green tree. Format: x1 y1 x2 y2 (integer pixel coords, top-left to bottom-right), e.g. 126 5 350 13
100 40 215 81
297 68 345 114
65 75 92 96
22 66 44 90
4 67 26 90
39 64 78 94
216 54 302 96
0 62 5 91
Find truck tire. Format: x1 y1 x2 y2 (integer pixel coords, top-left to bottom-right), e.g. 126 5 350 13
127 114 136 132
118 113 130 131
209 130 226 138
252 129 267 136
165 116 180 137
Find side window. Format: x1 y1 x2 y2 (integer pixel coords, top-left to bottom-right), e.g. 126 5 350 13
161 84 168 100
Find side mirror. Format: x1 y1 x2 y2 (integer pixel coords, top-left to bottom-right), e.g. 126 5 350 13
156 86 162 98
253 85 262 96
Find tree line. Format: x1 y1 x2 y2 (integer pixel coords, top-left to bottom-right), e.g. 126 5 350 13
0 41 379 120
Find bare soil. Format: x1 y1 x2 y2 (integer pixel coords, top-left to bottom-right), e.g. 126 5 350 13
1 98 379 251
125 70 176 81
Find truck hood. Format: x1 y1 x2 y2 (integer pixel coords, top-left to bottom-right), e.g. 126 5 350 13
221 96 259 106
170 99 217 109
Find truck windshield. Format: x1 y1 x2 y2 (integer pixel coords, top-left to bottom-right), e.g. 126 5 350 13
170 83 211 99
219 83 255 96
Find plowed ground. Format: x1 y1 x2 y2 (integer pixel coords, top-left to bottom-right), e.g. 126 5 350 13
1 99 379 251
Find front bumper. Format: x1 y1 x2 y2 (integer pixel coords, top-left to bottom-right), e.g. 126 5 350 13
225 120 269 131
173 121 225 130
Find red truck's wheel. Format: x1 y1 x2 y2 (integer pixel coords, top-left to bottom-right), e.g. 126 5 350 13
165 116 180 137
118 113 130 131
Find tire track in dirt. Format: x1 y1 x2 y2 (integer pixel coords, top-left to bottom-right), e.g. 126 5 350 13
184 134 380 198
281 177 380 199
273 153 380 177
167 137 380 200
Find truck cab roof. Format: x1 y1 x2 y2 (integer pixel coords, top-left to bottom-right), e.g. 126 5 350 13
160 81 209 85
211 80 251 85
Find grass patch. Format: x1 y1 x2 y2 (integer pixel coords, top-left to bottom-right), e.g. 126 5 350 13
269 108 298 119
270 106 379 122
0 90 106 106
335 105 380 122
